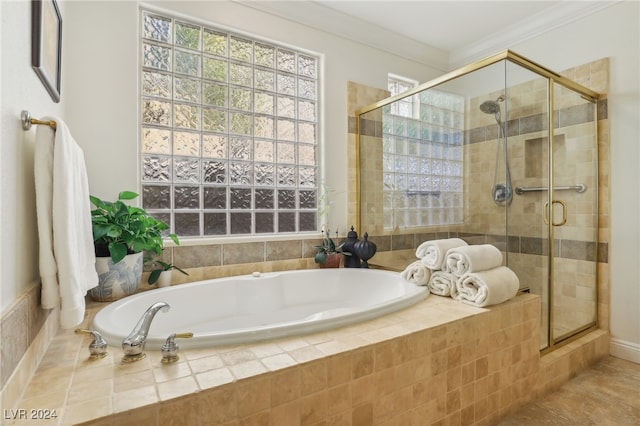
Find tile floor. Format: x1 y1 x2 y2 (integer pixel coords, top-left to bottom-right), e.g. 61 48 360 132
498 356 640 425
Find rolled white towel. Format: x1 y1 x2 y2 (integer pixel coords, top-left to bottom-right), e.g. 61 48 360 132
416 238 468 270
401 261 432 286
444 244 503 277
427 271 457 297
456 266 520 307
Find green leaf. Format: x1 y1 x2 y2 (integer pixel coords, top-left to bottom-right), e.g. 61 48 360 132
172 265 189 276
107 225 123 239
89 195 105 208
92 223 111 241
128 206 146 215
148 269 162 285
155 261 172 270
114 202 130 219
109 242 128 264
118 191 138 200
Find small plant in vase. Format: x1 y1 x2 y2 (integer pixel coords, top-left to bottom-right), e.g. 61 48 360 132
89 191 181 301
90 191 179 264
314 227 351 268
148 260 189 287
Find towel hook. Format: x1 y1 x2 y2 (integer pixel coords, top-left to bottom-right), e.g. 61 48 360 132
21 110 57 131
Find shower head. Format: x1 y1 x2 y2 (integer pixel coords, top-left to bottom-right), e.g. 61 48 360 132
479 100 501 115
479 95 504 115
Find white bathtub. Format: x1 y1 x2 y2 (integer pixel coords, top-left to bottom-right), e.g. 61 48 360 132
92 268 428 349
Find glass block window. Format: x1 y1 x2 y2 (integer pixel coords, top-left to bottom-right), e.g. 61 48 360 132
382 84 464 229
388 75 418 118
140 10 319 236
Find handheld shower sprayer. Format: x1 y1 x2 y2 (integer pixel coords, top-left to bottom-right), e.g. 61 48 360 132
479 95 512 206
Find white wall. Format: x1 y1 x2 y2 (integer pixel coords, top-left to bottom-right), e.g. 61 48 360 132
63 0 441 219
511 0 640 361
1 0 3 312
0 0 65 312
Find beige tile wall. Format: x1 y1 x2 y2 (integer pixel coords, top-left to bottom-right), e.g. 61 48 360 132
0 285 52 388
347 82 390 232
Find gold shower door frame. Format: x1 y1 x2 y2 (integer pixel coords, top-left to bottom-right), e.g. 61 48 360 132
546 79 600 350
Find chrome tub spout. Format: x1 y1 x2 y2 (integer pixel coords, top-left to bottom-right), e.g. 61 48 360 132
121 301 170 362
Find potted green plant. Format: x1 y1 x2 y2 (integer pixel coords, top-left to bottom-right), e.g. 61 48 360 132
89 191 180 301
314 227 351 268
147 260 189 287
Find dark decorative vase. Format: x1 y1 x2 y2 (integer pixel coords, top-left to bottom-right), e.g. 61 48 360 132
342 226 362 268
354 232 377 268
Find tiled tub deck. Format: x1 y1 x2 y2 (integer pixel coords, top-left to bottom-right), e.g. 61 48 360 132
6 292 550 426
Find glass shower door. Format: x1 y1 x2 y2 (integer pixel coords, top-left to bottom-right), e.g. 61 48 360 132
504 62 552 349
550 83 599 343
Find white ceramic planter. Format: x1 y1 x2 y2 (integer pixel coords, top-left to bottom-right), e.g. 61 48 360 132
156 270 172 288
89 252 143 302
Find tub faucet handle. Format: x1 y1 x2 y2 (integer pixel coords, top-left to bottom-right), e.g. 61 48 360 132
75 329 108 360
161 332 193 364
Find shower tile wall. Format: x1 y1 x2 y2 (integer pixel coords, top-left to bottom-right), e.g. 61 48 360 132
347 82 390 233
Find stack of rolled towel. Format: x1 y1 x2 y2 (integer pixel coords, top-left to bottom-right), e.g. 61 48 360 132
416 238 467 297
400 259 432 286
401 238 520 307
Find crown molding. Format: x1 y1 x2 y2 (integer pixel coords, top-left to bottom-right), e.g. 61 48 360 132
448 0 622 68
234 0 450 71
234 1 620 73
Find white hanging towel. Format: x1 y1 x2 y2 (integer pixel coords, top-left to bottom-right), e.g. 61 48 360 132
416 238 468 270
456 266 520 307
34 117 98 329
444 244 503 277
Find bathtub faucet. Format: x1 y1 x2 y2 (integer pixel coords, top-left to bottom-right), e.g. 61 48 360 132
121 301 170 362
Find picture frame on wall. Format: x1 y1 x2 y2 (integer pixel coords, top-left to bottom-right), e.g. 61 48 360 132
31 0 62 103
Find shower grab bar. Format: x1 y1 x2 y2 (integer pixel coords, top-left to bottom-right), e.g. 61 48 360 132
515 184 587 195
405 190 441 197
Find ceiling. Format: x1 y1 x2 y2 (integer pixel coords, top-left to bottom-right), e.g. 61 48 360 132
238 0 618 70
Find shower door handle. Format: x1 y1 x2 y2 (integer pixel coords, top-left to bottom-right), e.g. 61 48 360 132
544 200 567 226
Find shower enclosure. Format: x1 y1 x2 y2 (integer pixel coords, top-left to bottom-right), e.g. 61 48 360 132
356 50 600 351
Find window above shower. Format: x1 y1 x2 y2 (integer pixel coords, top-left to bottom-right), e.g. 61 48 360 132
388 75 418 118
382 76 464 230
139 9 320 237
